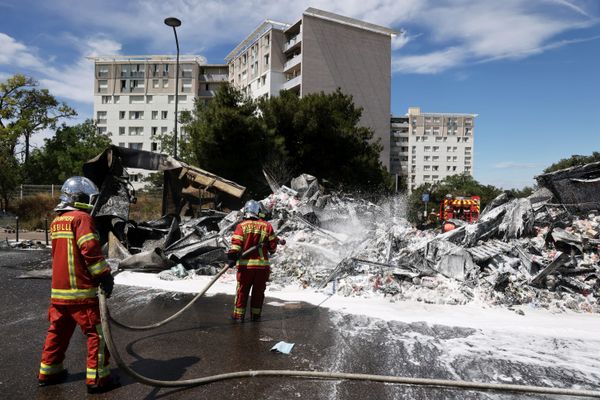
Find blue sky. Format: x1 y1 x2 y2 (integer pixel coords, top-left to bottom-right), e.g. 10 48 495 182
1 0 599 189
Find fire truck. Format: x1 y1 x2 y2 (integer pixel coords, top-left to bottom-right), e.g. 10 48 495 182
439 195 481 224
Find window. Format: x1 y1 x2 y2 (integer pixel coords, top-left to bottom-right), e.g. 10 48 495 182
264 54 269 66
114 95 120 104
422 136 429 141
161 111 168 119
119 111 125 119
182 79 192 92
101 96 111 104
146 95 153 104
447 156 452 162
118 142 125 147
129 111 143 120
128 127 143 136
98 80 108 93
168 95 174 104
151 142 158 151
152 111 158 120
98 65 109 78
161 127 168 134
128 142 143 150
130 79 144 90
179 95 187 103
119 127 125 135
163 79 169 88
424 156 430 161
151 127 158 136
130 96 144 104
424 165 430 171
96 111 107 124
432 146 439 152
153 79 160 88
97 126 107 134
432 156 439 161
205 83 209 91
424 146 431 152
432 166 439 171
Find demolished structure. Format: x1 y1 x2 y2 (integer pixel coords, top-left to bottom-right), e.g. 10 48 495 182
86 151 600 314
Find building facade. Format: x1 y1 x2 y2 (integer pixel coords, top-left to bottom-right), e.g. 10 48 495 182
390 107 477 193
92 8 398 185
226 8 398 168
91 55 228 184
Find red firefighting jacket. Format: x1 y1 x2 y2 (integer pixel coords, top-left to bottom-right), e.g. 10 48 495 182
49 210 110 305
228 218 277 269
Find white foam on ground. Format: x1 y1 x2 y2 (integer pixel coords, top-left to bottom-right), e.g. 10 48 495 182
115 271 600 340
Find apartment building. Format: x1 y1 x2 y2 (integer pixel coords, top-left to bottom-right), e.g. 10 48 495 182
225 7 398 168
91 55 228 185
390 107 477 193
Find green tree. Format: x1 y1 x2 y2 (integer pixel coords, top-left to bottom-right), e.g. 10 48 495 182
261 89 392 193
543 152 600 173
183 85 284 197
24 120 111 184
0 74 76 165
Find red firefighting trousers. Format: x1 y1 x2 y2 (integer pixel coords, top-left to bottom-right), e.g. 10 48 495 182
39 304 111 385
232 268 270 320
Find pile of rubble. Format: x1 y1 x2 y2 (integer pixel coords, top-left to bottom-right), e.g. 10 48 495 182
107 162 600 314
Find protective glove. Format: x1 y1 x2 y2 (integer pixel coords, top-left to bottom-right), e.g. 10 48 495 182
98 273 114 298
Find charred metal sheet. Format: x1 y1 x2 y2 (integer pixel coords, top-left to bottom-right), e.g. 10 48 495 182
536 161 600 211
165 234 224 260
83 146 246 221
549 227 584 254
530 252 570 287
467 240 516 262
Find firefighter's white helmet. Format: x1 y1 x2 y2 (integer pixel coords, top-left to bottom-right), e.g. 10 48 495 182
55 176 100 212
243 199 261 218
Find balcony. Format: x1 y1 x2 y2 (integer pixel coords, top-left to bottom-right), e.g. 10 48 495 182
198 89 217 97
282 75 301 91
284 55 302 72
284 32 302 52
199 74 228 82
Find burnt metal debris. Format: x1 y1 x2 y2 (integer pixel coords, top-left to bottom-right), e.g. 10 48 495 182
41 150 600 314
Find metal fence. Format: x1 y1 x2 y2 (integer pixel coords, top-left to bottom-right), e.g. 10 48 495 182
13 184 62 200
9 184 163 200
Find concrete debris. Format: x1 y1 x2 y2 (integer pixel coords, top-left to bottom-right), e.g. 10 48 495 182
98 161 600 313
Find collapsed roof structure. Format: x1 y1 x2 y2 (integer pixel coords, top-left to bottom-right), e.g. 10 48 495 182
81 150 600 315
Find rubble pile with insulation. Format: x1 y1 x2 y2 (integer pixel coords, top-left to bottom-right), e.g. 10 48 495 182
110 167 600 314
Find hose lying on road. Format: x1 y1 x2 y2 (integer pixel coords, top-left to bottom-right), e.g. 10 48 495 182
109 243 262 331
98 294 600 397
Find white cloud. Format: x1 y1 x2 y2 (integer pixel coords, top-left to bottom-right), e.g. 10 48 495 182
0 31 121 104
493 162 544 169
39 37 122 104
0 33 45 69
392 47 466 73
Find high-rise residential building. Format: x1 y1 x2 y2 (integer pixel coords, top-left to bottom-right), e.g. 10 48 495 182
92 8 398 186
226 7 398 168
390 107 477 193
90 55 228 185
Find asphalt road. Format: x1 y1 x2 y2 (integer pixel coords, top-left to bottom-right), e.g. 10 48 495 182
1 248 598 400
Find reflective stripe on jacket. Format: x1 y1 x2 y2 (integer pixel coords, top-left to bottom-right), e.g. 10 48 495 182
228 218 277 269
50 210 110 305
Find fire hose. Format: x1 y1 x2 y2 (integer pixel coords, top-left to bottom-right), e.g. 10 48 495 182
98 251 600 397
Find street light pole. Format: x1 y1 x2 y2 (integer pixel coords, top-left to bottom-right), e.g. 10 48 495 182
164 17 182 159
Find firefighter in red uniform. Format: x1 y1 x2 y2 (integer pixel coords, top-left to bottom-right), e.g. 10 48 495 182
228 200 278 322
38 176 119 394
